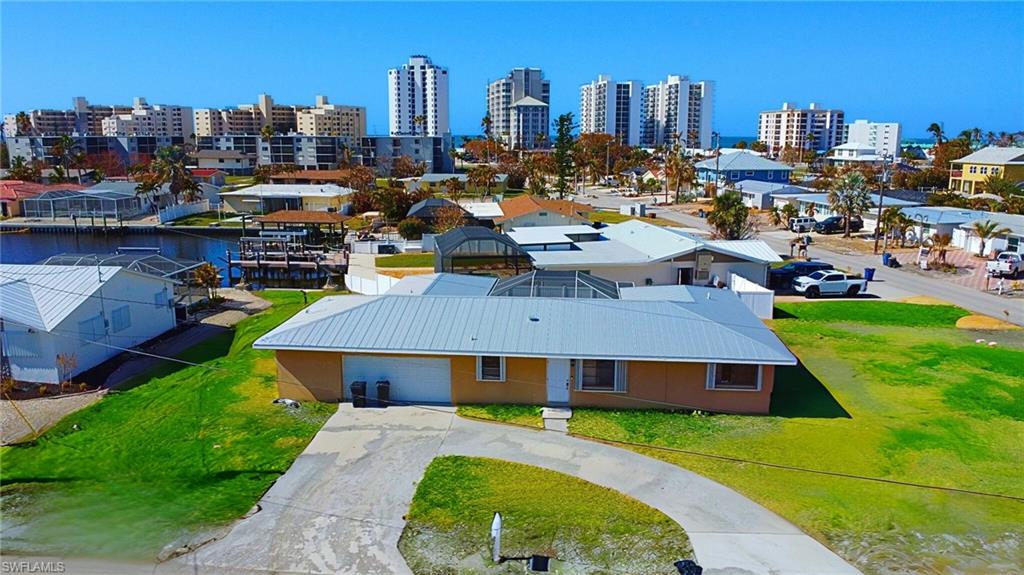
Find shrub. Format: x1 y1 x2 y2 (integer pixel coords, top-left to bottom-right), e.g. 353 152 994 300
398 217 427 240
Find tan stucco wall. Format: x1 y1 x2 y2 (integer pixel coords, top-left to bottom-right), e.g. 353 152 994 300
276 350 343 402
275 350 775 413
450 356 548 404
570 361 774 414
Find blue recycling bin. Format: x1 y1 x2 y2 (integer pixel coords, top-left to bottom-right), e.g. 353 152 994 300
864 267 876 281
881 252 891 266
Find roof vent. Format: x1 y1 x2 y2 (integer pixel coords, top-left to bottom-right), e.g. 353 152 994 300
529 316 540 322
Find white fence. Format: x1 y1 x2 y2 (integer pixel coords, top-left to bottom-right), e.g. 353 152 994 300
349 238 426 254
158 200 210 224
344 273 401 295
729 274 775 319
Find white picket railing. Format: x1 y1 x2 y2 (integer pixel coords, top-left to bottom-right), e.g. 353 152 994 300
159 200 210 224
344 273 401 295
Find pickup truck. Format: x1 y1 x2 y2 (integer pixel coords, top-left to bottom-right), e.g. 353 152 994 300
792 271 869 298
986 252 1022 278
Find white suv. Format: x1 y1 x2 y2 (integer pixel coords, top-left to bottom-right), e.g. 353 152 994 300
789 217 817 233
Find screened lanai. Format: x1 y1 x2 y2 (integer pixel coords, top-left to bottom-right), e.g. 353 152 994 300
39 250 204 281
433 226 531 276
21 189 143 219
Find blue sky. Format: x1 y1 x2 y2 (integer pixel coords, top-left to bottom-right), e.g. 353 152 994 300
2 2 1022 138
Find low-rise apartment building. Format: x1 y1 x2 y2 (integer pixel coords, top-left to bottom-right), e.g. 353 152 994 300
8 135 186 166
194 94 366 139
843 119 901 157
295 96 366 142
4 97 135 137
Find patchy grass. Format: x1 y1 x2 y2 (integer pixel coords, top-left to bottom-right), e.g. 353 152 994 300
399 456 691 574
166 210 242 227
0 291 335 560
457 405 544 428
224 176 255 186
588 210 666 227
376 252 435 268
570 302 1024 575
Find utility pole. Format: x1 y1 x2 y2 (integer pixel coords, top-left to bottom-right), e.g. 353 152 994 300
712 131 722 194
872 154 892 255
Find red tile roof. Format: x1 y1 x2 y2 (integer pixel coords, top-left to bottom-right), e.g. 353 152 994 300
0 181 86 202
191 168 226 177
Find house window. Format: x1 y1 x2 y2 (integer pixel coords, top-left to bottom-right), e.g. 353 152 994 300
980 166 988 174
992 167 1001 174
154 290 168 308
111 306 131 333
538 211 548 217
969 166 977 174
78 315 105 343
767 172 774 180
1008 236 1021 253
577 359 626 392
706 363 762 391
730 171 740 180
476 356 505 382
745 171 754 176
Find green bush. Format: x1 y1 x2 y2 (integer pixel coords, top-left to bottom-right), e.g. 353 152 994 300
398 217 427 240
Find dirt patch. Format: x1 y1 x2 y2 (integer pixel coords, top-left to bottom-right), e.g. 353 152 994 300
378 268 436 279
955 315 1022 331
901 296 953 306
1 391 106 445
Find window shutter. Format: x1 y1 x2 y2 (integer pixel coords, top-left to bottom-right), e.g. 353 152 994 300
705 364 716 390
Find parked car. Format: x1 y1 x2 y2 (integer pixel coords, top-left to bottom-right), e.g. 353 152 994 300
769 261 835 289
792 271 868 298
986 252 1022 278
789 216 817 233
814 216 864 234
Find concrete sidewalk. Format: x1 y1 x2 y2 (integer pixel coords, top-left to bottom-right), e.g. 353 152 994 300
167 406 858 575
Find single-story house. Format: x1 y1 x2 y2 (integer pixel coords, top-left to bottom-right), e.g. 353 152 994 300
219 184 354 214
268 169 350 185
255 287 797 414
0 181 86 217
194 149 256 175
190 168 228 187
771 192 920 231
952 212 1024 256
494 194 593 230
732 180 811 210
508 219 782 287
696 151 793 185
896 206 988 243
0 264 177 384
406 198 473 228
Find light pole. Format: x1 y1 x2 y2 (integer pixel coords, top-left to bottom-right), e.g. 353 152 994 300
712 131 721 195
872 153 893 255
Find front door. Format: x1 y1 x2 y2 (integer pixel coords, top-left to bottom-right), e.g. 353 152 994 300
677 268 693 285
546 358 571 405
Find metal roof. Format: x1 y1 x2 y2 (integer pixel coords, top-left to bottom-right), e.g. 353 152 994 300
733 180 810 195
953 146 1024 165
219 184 353 198
386 273 497 296
898 206 988 226
490 270 621 299
701 240 784 264
253 293 797 365
0 264 173 331
695 151 793 172
462 202 504 219
407 198 464 218
506 225 600 245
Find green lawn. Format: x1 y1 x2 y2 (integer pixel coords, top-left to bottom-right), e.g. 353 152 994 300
166 210 242 227
399 456 691 574
224 175 255 186
569 301 1024 574
457 405 544 428
376 252 434 268
588 211 666 226
0 291 335 559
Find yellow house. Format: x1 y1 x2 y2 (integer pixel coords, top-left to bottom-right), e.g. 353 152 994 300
948 146 1024 194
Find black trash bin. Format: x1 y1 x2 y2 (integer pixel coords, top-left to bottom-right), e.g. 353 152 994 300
350 381 367 408
376 380 391 408
674 560 703 575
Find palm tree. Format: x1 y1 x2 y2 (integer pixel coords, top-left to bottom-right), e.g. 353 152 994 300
467 165 497 197
768 205 784 228
444 176 465 203
534 132 549 149
827 171 872 237
413 115 427 137
51 135 81 184
926 123 945 145
970 220 1011 257
448 146 461 171
139 146 201 206
15 112 32 136
926 233 953 264
260 124 274 143
780 203 799 226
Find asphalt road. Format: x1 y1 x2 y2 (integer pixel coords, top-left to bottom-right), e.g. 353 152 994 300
651 206 1023 326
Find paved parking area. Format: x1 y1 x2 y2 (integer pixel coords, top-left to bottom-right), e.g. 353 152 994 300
166 406 858 575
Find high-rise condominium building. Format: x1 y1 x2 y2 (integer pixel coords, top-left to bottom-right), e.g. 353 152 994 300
640 75 714 149
295 96 367 142
843 119 901 158
757 102 844 156
101 97 194 137
388 55 450 137
579 75 641 146
487 68 550 149
3 97 134 137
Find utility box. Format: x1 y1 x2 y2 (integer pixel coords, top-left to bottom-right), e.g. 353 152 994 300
350 381 367 408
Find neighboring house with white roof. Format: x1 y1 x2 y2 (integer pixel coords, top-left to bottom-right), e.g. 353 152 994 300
771 192 920 231
255 286 796 413
732 180 811 209
218 184 353 214
897 206 988 243
826 142 885 168
508 220 782 287
951 211 1024 256
696 151 794 185
0 265 177 384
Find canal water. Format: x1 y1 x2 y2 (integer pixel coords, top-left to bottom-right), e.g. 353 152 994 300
0 229 242 286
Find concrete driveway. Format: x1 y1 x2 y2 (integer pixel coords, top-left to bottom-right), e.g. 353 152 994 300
168 406 858 575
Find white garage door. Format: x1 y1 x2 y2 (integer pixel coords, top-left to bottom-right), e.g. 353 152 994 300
343 356 452 404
